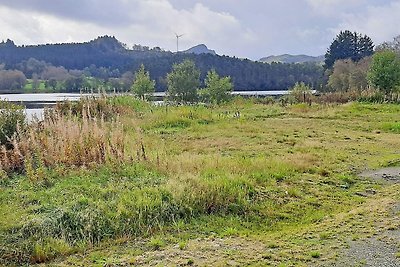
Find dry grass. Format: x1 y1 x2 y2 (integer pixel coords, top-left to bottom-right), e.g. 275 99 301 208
0 106 126 176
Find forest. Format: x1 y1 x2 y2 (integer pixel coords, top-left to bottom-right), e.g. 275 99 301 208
0 36 323 93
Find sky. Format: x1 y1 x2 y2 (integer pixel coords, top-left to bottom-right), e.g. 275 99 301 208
0 0 399 60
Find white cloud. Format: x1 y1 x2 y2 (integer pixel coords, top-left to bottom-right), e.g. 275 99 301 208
0 6 111 44
336 1 400 46
306 0 364 15
0 1 256 58
0 0 397 59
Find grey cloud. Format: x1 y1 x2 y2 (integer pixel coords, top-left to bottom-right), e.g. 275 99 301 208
0 0 134 26
0 0 397 59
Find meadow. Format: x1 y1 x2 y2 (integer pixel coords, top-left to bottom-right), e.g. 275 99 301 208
0 97 399 266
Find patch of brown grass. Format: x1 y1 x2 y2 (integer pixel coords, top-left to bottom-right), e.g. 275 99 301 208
0 108 126 176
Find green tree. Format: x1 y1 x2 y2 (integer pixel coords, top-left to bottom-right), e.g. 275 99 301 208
325 30 374 69
131 64 155 100
167 59 200 103
200 69 233 104
368 50 400 95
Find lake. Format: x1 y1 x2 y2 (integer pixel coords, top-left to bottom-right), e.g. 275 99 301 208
0 93 84 107
0 91 294 120
0 93 88 120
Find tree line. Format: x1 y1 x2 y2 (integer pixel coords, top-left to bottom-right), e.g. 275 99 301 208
0 36 323 93
324 30 400 99
1 32 400 97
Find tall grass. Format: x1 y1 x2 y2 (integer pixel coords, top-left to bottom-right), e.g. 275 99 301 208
0 102 126 176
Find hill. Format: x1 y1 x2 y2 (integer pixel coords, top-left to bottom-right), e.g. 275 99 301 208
0 36 324 91
259 54 324 64
183 44 216 55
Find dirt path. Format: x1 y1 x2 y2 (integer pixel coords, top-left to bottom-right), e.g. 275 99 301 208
332 168 400 267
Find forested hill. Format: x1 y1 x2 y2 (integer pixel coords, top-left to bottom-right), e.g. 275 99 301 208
0 36 323 91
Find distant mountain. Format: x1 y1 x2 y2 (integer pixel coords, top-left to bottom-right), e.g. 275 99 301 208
183 44 216 55
259 54 324 64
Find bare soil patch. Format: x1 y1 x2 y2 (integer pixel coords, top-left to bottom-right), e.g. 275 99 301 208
359 167 400 184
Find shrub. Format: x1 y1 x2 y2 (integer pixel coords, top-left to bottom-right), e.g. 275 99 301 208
0 100 26 147
289 82 313 104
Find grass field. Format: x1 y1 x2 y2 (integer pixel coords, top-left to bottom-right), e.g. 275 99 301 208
0 97 399 266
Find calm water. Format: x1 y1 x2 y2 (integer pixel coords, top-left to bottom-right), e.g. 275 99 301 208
0 93 89 120
0 93 83 103
152 90 292 97
1 91 295 120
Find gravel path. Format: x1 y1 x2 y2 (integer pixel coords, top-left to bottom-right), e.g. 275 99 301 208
332 167 400 267
359 167 400 184
333 230 400 267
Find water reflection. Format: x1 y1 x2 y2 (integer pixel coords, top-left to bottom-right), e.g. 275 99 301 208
0 93 83 103
0 93 88 121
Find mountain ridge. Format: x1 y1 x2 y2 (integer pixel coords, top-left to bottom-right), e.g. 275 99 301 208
259 54 324 64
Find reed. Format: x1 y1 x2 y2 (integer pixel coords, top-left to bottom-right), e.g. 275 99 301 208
0 102 126 176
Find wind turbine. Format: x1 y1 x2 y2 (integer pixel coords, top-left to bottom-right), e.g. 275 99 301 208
175 33 184 52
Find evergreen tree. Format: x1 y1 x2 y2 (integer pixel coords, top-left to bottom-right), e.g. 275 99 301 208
325 30 374 69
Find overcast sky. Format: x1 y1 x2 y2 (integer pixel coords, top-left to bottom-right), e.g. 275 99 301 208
0 0 399 60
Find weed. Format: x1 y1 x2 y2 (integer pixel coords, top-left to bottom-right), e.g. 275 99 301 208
381 122 400 133
222 227 239 237
262 253 273 260
319 232 330 240
178 240 187 250
149 237 165 251
310 251 321 258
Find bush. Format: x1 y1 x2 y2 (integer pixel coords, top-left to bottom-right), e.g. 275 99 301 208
289 82 313 104
0 100 26 147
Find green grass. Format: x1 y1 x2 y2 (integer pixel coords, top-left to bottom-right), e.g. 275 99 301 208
23 80 49 93
1 99 400 266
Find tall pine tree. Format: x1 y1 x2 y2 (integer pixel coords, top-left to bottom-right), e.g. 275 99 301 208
325 30 374 69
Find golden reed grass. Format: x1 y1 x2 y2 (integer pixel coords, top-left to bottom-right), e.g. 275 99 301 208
0 104 126 175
